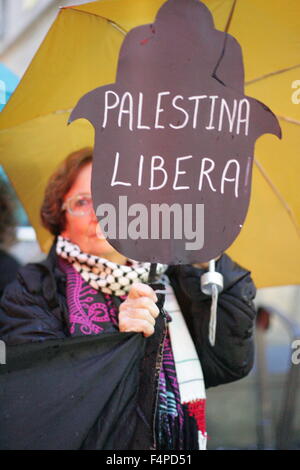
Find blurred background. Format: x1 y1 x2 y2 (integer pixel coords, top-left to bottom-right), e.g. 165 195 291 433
0 0 299 450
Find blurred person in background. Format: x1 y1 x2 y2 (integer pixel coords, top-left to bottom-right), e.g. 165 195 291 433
0 179 20 298
0 148 257 450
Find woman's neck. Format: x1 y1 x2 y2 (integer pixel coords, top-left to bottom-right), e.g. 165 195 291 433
104 251 128 265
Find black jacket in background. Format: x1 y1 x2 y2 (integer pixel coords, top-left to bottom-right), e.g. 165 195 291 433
0 244 257 449
0 249 20 299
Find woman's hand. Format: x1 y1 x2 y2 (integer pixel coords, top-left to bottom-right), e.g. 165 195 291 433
118 282 160 337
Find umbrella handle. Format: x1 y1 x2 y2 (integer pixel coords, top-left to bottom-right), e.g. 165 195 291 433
200 259 223 347
148 261 223 345
148 262 157 284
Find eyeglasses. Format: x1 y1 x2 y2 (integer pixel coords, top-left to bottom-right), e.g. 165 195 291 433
62 193 94 216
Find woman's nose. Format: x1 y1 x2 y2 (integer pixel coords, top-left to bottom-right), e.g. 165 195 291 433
89 207 99 223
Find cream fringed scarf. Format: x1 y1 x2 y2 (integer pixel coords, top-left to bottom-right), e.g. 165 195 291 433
162 275 207 449
56 235 207 449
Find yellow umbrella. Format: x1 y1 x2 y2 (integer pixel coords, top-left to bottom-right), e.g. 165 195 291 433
0 0 299 287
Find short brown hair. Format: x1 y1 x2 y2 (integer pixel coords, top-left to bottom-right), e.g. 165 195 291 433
41 148 93 236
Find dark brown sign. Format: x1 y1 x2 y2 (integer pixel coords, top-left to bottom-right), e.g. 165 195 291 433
69 0 281 264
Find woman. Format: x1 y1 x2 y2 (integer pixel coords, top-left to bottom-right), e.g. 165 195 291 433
0 148 257 450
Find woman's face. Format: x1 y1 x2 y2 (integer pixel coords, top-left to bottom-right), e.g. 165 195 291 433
61 162 126 264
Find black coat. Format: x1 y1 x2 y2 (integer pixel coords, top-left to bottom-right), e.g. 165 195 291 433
0 249 20 299
0 244 256 449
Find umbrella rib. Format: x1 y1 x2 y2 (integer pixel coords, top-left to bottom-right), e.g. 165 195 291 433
254 159 300 237
69 7 128 37
277 115 300 126
245 64 300 86
224 0 237 33
107 20 127 36
212 0 237 83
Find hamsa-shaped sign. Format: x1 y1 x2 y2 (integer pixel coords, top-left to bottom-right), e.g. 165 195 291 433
69 0 281 264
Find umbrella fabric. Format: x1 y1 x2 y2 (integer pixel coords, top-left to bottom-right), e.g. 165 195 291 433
0 332 145 450
0 0 299 286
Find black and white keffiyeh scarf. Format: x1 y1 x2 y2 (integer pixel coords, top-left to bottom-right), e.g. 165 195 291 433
56 235 167 296
56 235 207 449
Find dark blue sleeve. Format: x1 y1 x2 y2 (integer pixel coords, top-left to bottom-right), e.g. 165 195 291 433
167 254 257 388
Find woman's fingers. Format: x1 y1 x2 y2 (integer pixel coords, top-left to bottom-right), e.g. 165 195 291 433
119 318 155 338
119 307 156 326
122 296 159 318
119 309 156 337
127 282 158 303
119 283 160 337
